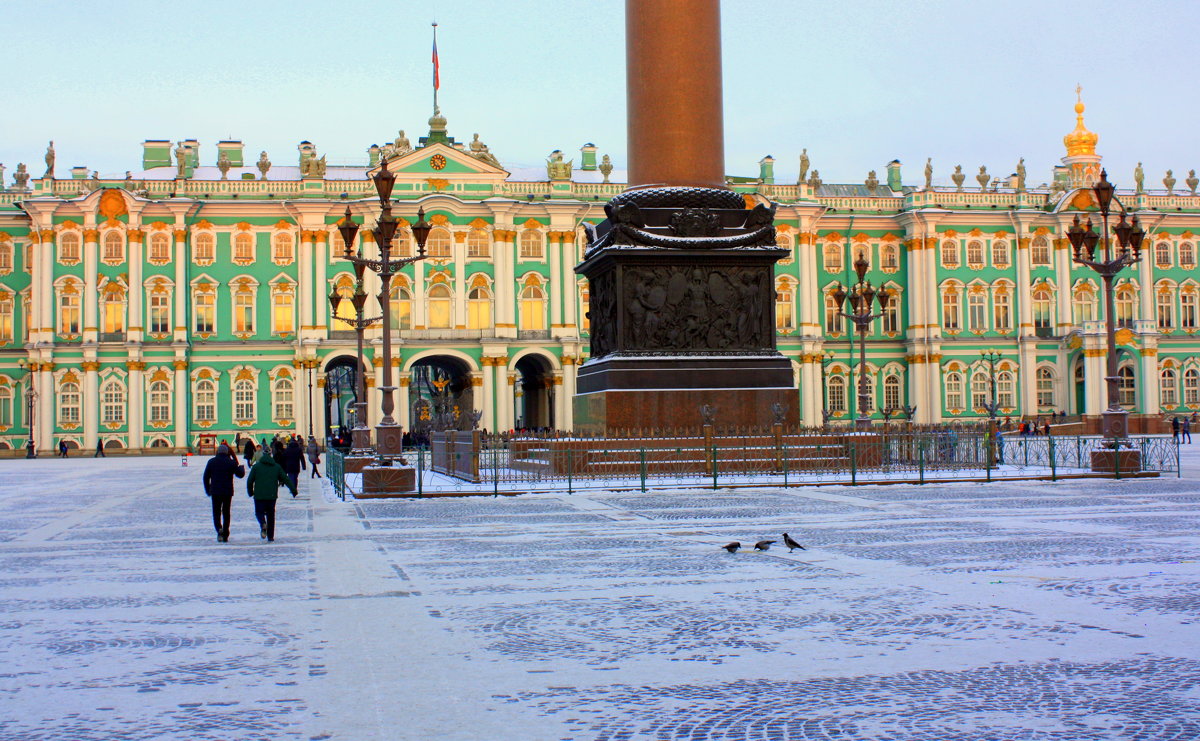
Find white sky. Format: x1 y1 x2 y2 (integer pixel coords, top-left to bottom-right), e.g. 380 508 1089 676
1 0 1194 189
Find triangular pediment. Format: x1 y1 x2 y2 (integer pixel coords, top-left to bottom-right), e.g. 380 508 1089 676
370 142 509 183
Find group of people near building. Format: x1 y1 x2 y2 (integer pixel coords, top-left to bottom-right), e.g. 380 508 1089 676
1171 416 1194 444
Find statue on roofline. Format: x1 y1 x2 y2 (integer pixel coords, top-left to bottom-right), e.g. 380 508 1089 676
1134 162 1144 194
44 141 55 178
797 148 809 185
13 163 30 190
976 165 989 191
546 150 572 181
951 165 965 192
469 133 501 167
806 169 821 191
1016 158 1026 192
924 158 933 190
599 154 614 184
394 130 412 157
257 151 271 180
174 141 189 179
217 151 232 180
1163 169 1176 196
1187 169 1198 196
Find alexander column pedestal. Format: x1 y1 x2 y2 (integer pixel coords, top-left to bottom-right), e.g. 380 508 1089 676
573 187 797 433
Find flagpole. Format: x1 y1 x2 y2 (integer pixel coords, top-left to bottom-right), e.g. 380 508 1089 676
432 22 439 115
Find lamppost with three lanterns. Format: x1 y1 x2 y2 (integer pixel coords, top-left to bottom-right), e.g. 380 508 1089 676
832 254 891 430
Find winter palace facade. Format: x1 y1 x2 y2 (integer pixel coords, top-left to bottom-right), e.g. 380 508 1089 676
0 101 1198 453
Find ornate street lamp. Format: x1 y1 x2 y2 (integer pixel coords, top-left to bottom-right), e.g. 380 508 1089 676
819 349 835 427
1066 169 1144 444
328 212 380 455
336 157 431 459
20 360 37 458
979 348 1002 422
833 254 891 430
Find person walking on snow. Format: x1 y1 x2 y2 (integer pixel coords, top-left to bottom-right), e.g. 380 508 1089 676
58 440 68 458
242 437 256 469
281 438 306 493
247 450 296 542
203 443 245 542
306 436 322 479
1172 416 1181 442
94 440 105 457
1184 418 1193 444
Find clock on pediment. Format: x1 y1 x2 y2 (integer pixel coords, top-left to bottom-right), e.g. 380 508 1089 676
429 154 447 170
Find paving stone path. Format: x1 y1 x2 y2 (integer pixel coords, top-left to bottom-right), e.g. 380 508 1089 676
1 449 1198 740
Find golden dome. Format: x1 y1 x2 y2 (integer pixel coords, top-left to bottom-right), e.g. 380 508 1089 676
1063 86 1099 157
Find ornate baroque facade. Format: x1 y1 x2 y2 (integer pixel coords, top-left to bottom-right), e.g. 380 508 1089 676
0 101 1197 452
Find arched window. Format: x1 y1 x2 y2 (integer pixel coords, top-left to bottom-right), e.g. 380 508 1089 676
1073 286 1096 325
1031 236 1051 266
101 287 126 336
1182 289 1198 330
0 293 12 342
828 375 846 413
881 243 899 271
467 286 492 329
994 288 1012 332
519 283 547 331
1161 368 1179 407
823 243 842 273
194 232 215 263
58 285 81 335
59 232 81 262
272 285 294 334
149 232 171 263
883 374 902 411
824 293 844 334
148 290 170 335
1032 289 1053 334
775 233 793 264
997 370 1016 408
233 379 255 421
1036 367 1056 408
1157 289 1175 330
1184 368 1200 406
941 240 959 267
941 286 961 331
1180 242 1196 268
1118 363 1136 407
233 284 255 334
101 379 125 425
426 227 452 258
968 291 987 332
0 241 12 272
272 232 293 263
1115 286 1136 328
971 371 989 410
394 228 412 258
59 382 81 425
149 380 170 423
467 229 490 258
273 377 294 421
427 283 453 329
102 231 124 262
519 229 543 259
195 379 216 422
233 232 255 263
775 284 795 332
390 284 413 330
882 292 900 334
945 371 965 411
332 277 355 331
1155 242 1172 268
579 283 590 332
0 385 11 427
194 284 216 334
967 240 984 267
991 241 1010 268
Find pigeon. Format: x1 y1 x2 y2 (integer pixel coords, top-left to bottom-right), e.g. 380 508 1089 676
754 540 776 551
722 542 741 553
782 533 806 552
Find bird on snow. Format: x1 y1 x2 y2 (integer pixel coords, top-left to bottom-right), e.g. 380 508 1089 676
754 540 776 551
782 533 806 552
722 542 741 553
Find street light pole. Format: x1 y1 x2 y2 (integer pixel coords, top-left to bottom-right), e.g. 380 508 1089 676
329 219 382 456
833 254 890 430
1066 170 1144 445
979 348 1002 423
20 360 37 458
819 349 834 428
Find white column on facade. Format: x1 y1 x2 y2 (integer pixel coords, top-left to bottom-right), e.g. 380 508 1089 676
797 231 819 335
40 228 55 343
1141 349 1160 414
1016 235 1033 335
453 232 467 329
552 372 565 429
128 363 144 450
1138 241 1155 325
799 357 818 426
480 359 496 432
561 357 577 430
494 230 516 336
562 234 578 332
548 233 563 329
1084 348 1105 415
1054 230 1072 337
173 226 187 341
83 363 99 450
298 230 314 332
315 230 328 337
174 361 188 449
398 372 411 431
83 220 99 341
39 366 53 451
412 257 427 328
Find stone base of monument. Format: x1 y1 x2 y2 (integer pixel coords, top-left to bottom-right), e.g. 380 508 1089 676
342 455 374 474
357 465 417 497
1090 449 1142 474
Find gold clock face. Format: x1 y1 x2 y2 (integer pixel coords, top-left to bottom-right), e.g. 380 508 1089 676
430 154 447 170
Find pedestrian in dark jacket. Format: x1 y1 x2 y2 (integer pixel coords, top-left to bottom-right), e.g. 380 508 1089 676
247 452 296 542
282 439 307 492
203 443 246 542
271 436 284 460
94 440 106 458
58 440 69 458
306 436 322 478
242 438 256 469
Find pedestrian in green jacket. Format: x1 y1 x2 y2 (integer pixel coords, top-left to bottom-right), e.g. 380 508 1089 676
247 452 297 542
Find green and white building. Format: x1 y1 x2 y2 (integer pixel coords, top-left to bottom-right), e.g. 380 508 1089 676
0 99 1197 453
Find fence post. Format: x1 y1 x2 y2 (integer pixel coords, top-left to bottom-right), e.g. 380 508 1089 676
1139 437 1147 474
850 442 857 486
1076 437 1082 469
1049 437 1056 481
1114 439 1121 480
783 442 789 488
640 448 647 493
712 443 718 490
417 447 424 497
985 438 992 483
1023 438 1029 467
493 443 500 497
918 444 925 485
567 447 573 496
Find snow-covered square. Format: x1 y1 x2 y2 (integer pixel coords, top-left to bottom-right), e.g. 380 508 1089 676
1 449 1199 740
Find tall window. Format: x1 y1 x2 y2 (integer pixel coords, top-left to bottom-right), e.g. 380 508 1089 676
1161 368 1179 407
233 232 255 263
1115 286 1136 328
883 296 900 334
1184 369 1200 405
233 287 255 334
103 231 124 262
945 372 964 410
426 228 452 258
1155 242 1172 268
991 241 1010 268
467 286 492 329
994 289 1012 332
966 241 984 267
1118 364 1136 407
102 289 126 336
519 283 547 330
1032 289 1053 333
59 382 81 424
233 379 255 421
149 381 170 423
195 379 216 422
828 375 846 413
467 229 490 258
390 285 413 330
1182 290 1198 330
1157 290 1175 330
1180 242 1196 268
0 241 11 272
101 379 125 425
1036 367 1056 408
273 377 294 420
519 229 543 259
0 386 12 427
971 372 989 410
1073 287 1096 325
775 285 795 331
825 294 845 334
427 284 453 329
883 375 902 411
941 241 959 267
194 288 215 334
59 232 81 262
332 278 355 331
968 292 987 332
1031 236 1051 266
149 232 171 263
881 243 899 271
149 292 170 334
997 371 1016 408
273 233 293 263
194 232 215 263
394 228 412 258
272 287 294 334
0 294 12 341
59 290 81 335
942 287 961 331
823 243 842 272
